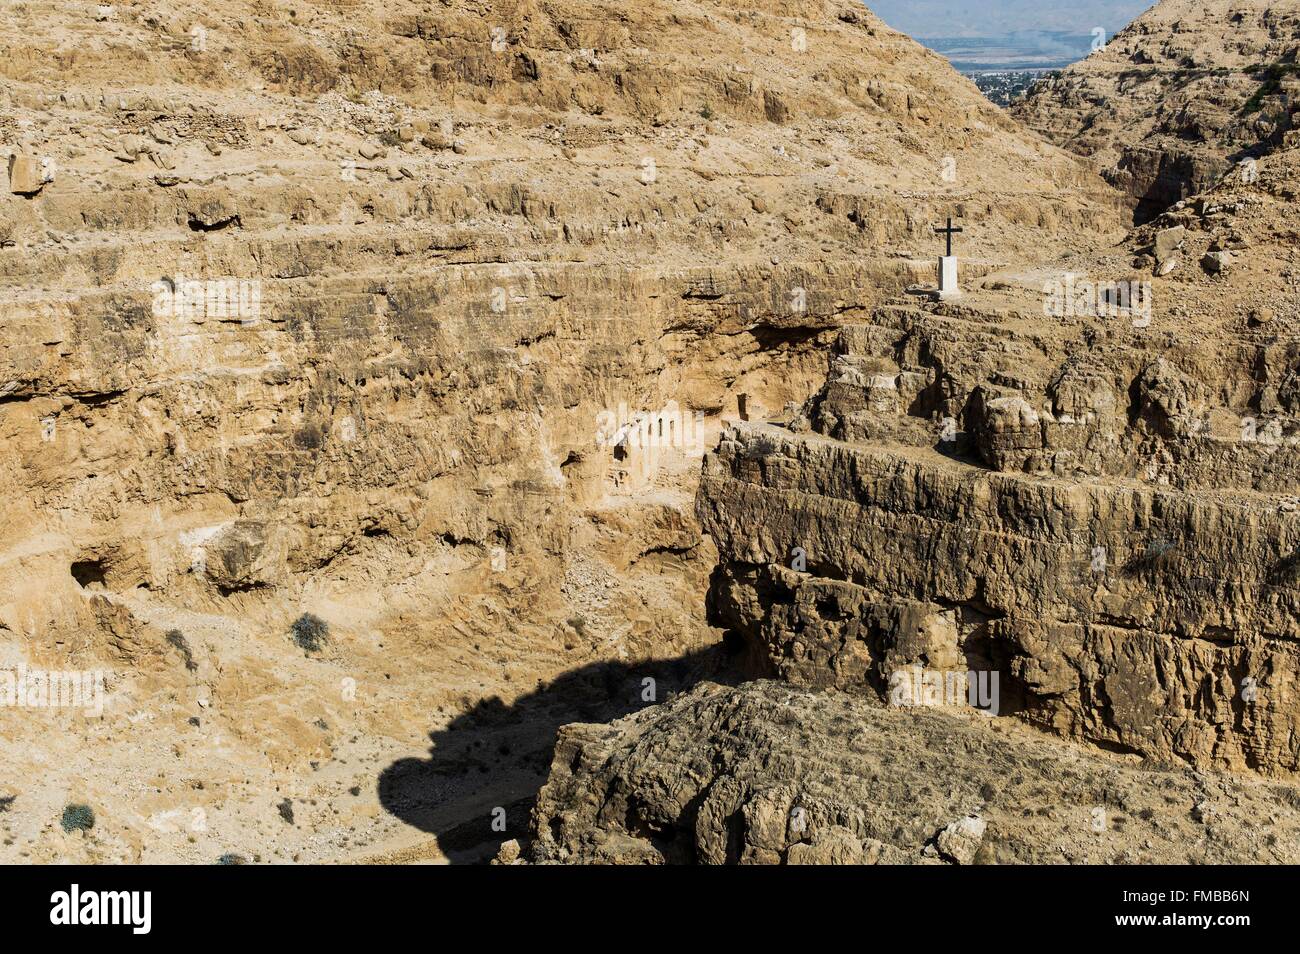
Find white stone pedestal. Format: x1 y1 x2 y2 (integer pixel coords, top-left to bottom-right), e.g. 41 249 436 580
938 256 960 298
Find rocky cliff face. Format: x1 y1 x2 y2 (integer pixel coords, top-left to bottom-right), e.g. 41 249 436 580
0 2 1116 862
518 144 1300 863
1013 0 1300 222
690 146 1300 777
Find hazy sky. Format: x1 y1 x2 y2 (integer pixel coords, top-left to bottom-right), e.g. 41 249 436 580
868 0 1155 38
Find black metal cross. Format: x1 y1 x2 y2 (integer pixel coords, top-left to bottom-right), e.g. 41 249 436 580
934 217 963 257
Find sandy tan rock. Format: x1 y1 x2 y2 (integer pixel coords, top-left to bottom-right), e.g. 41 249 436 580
7 155 44 195
528 681 1300 864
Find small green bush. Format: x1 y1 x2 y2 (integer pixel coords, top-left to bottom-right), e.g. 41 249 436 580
742 434 780 460
290 613 329 653
61 803 95 833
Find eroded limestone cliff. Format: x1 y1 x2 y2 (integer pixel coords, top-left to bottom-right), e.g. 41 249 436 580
0 1 1116 863
519 144 1300 864
695 145 1300 775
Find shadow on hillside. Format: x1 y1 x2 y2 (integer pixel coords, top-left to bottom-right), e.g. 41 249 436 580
376 642 738 863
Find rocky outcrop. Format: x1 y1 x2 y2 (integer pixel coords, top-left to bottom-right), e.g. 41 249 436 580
1013 0 1300 222
699 416 1300 773
684 146 1300 777
521 141 1300 859
526 680 1300 864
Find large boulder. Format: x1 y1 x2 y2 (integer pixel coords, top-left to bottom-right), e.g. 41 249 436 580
8 154 46 195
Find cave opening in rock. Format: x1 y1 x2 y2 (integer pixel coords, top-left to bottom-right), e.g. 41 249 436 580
70 558 108 589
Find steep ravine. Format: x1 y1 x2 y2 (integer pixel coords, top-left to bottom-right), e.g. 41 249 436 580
0 0 1116 862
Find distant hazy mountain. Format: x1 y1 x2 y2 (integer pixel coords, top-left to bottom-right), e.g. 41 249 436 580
869 0 1154 39
869 0 1155 71
916 32 1097 71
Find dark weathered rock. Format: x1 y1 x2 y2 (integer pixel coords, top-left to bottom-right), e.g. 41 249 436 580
529 680 1300 864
